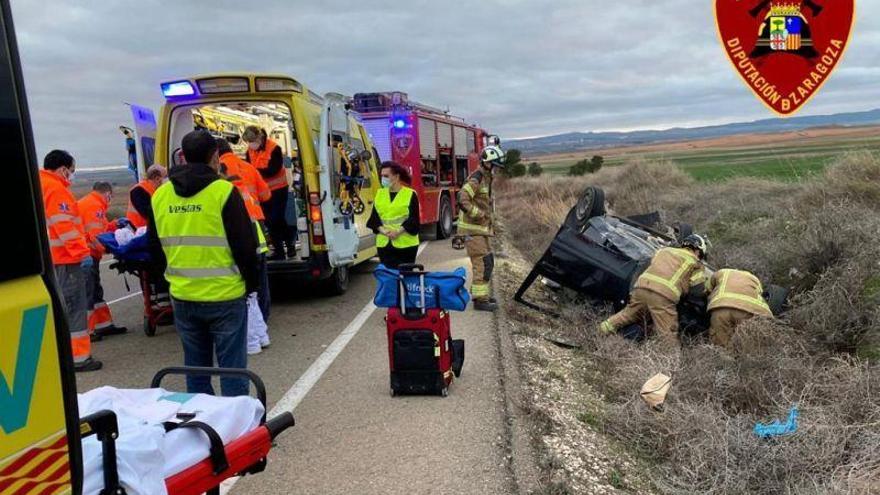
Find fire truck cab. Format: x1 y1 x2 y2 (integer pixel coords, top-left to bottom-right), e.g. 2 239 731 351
353 92 489 239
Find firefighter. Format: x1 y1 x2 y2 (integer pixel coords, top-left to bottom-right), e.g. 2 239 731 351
705 268 773 348
78 181 128 338
598 234 710 348
458 145 505 312
38 150 102 371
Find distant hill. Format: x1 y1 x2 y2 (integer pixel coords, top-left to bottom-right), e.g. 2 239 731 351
509 108 880 156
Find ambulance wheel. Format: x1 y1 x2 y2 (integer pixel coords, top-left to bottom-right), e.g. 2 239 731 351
436 196 453 239
143 316 157 337
321 265 350 296
440 387 449 397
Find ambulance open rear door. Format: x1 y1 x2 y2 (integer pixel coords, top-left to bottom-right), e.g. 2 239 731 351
317 93 359 267
0 1 83 492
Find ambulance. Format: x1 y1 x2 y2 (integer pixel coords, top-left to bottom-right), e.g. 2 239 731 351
144 74 382 294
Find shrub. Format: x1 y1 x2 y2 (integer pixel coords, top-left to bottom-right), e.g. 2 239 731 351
528 162 543 177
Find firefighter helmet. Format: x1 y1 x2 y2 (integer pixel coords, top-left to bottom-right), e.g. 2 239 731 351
681 234 710 259
480 145 506 167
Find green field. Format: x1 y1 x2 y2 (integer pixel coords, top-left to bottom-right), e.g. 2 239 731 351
533 132 880 182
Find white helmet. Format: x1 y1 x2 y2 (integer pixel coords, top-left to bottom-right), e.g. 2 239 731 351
481 145 506 168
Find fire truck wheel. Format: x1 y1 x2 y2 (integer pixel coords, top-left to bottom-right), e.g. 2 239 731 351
436 196 453 239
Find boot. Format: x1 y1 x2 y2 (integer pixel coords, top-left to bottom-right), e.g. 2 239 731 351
89 333 103 343
74 357 103 372
95 325 128 337
473 299 498 312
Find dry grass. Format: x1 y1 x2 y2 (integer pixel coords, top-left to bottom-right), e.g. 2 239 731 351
496 153 880 494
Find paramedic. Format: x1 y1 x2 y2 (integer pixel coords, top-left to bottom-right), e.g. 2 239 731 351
368 161 421 269
148 130 260 397
126 164 167 228
127 163 170 310
706 269 773 348
458 145 505 312
598 235 709 349
38 150 102 372
242 126 294 261
217 138 271 322
78 181 128 338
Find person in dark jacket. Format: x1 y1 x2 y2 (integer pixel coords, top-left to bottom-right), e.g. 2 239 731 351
367 161 420 268
147 130 260 397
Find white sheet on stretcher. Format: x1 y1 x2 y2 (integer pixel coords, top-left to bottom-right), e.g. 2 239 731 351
79 386 264 495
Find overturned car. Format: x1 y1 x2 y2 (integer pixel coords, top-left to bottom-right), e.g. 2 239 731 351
514 186 787 338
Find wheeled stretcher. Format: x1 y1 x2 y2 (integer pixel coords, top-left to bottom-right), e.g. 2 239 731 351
81 367 295 495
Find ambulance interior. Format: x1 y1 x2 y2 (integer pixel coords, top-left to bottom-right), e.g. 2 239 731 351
166 102 310 259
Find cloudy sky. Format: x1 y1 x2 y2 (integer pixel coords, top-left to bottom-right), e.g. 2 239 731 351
11 0 880 166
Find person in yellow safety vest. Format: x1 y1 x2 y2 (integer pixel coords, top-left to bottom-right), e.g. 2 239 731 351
77 181 128 339
368 161 421 269
705 268 773 348
147 130 260 397
598 234 710 348
458 145 505 312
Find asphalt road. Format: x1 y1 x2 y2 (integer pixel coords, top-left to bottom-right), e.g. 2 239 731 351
76 240 519 494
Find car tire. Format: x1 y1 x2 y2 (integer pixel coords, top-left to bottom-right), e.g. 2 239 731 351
566 186 606 231
321 265 350 296
436 195 453 240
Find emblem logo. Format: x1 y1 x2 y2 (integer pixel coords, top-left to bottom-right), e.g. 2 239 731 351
715 1 855 115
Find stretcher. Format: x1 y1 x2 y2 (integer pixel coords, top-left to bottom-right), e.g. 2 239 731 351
97 232 173 336
82 367 295 495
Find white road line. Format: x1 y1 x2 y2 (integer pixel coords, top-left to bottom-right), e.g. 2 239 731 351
107 291 142 305
220 242 428 494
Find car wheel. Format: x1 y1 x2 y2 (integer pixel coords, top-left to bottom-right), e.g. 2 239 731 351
436 196 453 239
321 265 350 296
566 186 606 231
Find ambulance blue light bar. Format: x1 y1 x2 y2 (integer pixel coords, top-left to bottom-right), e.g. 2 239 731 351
161 81 196 97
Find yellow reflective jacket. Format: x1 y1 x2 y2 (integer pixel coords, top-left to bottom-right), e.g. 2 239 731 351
634 247 703 302
457 168 493 236
707 269 772 316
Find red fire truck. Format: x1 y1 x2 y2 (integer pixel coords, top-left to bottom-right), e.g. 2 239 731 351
352 92 489 239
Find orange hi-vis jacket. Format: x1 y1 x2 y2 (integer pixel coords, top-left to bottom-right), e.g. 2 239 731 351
126 179 157 228
241 160 271 204
220 152 265 221
247 138 287 191
77 191 111 259
634 247 703 303
39 170 90 265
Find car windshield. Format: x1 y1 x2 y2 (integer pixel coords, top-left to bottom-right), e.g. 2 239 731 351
584 216 665 260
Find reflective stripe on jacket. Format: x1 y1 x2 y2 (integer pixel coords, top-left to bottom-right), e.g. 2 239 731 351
374 187 419 248
220 152 264 221
152 180 246 302
247 139 287 191
634 247 702 302
457 169 493 236
77 191 109 258
39 170 89 264
126 179 157 228
707 269 772 316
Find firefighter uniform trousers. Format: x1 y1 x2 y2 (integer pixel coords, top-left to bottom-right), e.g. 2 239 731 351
607 288 680 348
709 308 754 348
465 235 494 302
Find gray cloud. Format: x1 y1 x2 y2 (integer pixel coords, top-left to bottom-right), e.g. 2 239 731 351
11 0 877 165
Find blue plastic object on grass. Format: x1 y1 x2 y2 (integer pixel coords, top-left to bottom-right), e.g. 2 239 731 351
754 406 799 438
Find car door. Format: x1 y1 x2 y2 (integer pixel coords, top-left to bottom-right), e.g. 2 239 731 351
317 93 359 266
128 103 157 174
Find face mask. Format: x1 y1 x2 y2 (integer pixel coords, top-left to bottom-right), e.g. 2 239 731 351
66 168 76 182
248 142 260 151
381 177 392 188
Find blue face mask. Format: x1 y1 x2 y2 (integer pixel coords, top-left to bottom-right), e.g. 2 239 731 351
381 177 392 188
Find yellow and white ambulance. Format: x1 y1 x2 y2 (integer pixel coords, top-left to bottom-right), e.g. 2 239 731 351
145 74 381 294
